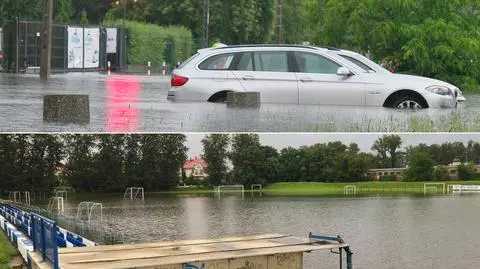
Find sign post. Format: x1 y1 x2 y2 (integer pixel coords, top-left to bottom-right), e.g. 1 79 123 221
40 0 53 80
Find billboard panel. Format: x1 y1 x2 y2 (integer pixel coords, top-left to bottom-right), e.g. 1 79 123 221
106 28 117 53
67 27 84 69
84 28 100 68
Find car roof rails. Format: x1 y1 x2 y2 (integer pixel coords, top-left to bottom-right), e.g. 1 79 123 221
211 44 342 51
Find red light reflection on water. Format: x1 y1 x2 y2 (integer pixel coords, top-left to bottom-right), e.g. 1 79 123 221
106 76 140 132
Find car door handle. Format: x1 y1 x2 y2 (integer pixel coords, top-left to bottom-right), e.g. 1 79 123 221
299 78 313 83
242 76 255 81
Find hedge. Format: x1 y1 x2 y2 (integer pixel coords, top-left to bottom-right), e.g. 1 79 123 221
103 20 195 66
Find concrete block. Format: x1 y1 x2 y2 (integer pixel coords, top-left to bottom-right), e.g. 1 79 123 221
43 95 90 124
226 92 260 108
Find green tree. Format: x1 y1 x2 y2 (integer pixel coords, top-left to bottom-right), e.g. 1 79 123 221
72 0 109 24
54 0 72 23
458 163 475 181
0 0 42 26
202 134 230 186
91 135 126 192
432 165 450 181
405 151 434 181
138 134 187 190
277 147 302 182
79 9 89 25
64 135 96 191
230 134 264 186
124 134 142 187
372 135 403 168
306 0 480 92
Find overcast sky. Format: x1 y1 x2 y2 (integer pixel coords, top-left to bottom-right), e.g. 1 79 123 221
186 133 480 158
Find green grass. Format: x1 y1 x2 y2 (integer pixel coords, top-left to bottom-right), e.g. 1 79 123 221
0 231 17 268
304 111 480 132
263 181 480 196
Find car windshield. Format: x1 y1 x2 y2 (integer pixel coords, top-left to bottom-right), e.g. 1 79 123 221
339 54 376 73
348 53 392 74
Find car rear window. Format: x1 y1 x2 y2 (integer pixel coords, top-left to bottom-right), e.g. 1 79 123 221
177 53 200 69
198 53 235 70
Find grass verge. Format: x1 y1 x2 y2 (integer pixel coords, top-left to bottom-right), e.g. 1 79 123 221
0 231 17 269
263 181 480 196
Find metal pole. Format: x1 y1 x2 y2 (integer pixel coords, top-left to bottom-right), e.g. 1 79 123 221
275 0 283 44
40 0 53 80
206 0 209 47
123 0 126 29
346 248 353 269
339 248 342 269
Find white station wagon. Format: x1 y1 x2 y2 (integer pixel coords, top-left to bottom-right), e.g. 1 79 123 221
167 45 464 109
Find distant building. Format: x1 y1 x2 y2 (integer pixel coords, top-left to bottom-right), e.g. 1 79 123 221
366 168 406 181
366 162 480 181
183 157 208 180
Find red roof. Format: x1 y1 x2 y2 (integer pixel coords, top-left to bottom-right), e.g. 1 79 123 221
184 157 207 169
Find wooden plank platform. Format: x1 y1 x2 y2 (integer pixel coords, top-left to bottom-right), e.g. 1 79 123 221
57 234 348 269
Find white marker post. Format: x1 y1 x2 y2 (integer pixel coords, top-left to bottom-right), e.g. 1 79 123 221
162 62 166 76
107 61 111 75
147 61 151 76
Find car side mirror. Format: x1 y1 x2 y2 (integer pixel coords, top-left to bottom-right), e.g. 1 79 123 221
337 67 354 77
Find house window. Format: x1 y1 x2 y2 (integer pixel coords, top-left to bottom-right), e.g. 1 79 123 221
193 166 204 176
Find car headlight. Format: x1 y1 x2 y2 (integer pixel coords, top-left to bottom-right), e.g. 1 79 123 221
425 85 452 96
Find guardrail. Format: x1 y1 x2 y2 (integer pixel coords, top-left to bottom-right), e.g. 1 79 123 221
0 202 108 269
31 213 59 269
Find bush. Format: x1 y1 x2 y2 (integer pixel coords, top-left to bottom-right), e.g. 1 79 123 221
433 166 450 181
458 163 475 181
103 20 194 66
379 175 399 181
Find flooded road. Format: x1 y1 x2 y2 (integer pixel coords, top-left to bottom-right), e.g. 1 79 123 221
55 194 480 269
1 72 479 132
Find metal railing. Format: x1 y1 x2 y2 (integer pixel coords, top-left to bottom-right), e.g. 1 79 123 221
31 213 59 269
16 203 124 245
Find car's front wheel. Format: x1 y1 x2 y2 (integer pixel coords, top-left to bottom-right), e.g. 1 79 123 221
392 95 426 109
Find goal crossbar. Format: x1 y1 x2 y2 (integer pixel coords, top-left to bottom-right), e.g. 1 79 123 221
344 185 357 195
424 183 445 194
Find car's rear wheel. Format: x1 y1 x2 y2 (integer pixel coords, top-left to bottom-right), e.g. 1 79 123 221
392 96 425 109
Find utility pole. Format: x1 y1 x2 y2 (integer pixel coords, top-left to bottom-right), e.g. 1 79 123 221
40 0 53 80
275 0 283 44
204 0 210 47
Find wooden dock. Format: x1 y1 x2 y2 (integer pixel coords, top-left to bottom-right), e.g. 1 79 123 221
29 234 349 269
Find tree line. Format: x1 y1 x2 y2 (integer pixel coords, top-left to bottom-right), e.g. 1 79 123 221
203 134 480 186
0 134 187 194
1 134 480 195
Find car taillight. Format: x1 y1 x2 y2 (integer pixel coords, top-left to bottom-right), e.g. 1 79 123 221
171 75 189 87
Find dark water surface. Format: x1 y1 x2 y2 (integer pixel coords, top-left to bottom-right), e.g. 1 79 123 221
56 194 480 269
1 73 479 132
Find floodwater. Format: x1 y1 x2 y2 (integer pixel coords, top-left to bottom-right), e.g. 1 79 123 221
1 72 480 132
57 194 480 269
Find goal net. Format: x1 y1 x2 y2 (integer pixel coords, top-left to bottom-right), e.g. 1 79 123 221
216 185 245 198
424 183 445 194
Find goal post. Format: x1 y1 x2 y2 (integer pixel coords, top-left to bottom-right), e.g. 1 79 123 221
76 202 103 222
344 185 357 195
251 184 262 192
423 183 445 194
123 187 145 200
251 184 263 197
216 185 245 198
